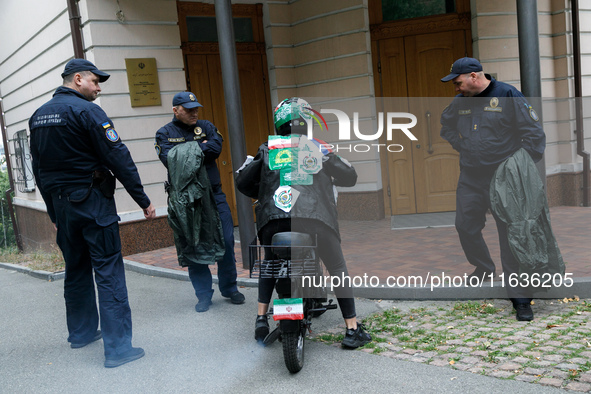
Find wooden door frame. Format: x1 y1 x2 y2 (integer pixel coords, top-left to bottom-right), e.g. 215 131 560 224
369 0 471 216
177 1 272 225
178 2 267 56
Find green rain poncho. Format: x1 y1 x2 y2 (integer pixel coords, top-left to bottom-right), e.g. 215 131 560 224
490 148 565 277
167 141 225 266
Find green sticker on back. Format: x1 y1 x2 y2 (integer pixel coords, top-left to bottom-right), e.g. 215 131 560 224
269 148 295 170
280 169 313 186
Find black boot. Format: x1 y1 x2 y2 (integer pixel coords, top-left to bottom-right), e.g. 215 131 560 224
255 315 269 342
515 303 534 321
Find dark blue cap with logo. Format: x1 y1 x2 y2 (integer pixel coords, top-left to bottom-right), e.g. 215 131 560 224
61 59 110 82
441 57 483 82
172 92 203 108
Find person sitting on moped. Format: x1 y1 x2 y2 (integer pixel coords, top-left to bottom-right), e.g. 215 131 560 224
236 97 372 349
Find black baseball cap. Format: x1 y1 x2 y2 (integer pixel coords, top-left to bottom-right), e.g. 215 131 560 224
172 92 203 109
441 57 483 82
61 59 110 82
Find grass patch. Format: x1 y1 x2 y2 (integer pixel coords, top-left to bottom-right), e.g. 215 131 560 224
314 333 344 343
0 246 65 272
366 308 404 325
483 349 511 363
448 301 502 317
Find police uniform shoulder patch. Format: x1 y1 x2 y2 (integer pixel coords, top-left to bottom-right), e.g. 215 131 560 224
215 127 224 140
528 106 539 122
155 144 161 156
105 127 120 142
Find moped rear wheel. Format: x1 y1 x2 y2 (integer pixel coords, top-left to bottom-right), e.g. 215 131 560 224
282 330 305 373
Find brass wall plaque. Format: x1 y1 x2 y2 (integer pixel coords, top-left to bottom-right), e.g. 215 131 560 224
125 58 161 107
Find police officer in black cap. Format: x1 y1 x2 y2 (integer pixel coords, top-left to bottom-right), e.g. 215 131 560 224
440 57 546 321
29 58 156 367
155 92 245 312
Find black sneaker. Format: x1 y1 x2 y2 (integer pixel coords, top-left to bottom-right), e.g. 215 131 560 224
195 298 212 313
104 347 145 368
342 323 372 349
70 330 102 349
223 291 245 305
255 315 269 342
515 303 534 321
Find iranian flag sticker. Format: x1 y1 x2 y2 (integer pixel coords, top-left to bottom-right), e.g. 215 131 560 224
273 298 304 321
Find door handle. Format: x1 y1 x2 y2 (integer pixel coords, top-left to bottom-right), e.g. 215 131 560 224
425 111 434 154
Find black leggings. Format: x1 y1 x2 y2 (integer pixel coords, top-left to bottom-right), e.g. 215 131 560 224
257 219 356 320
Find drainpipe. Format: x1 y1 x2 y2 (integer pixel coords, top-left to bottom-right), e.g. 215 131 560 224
516 0 546 191
66 0 85 59
0 99 23 251
572 0 590 207
214 0 256 268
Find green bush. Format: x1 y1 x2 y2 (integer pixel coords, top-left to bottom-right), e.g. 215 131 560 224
0 169 16 247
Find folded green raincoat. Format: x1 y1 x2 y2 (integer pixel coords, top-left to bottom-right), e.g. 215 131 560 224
167 141 225 266
490 148 565 276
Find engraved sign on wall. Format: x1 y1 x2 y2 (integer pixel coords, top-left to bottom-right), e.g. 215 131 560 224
125 58 161 107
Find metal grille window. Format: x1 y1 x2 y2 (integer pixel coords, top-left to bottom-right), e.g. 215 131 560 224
13 130 35 193
382 0 456 21
186 16 254 42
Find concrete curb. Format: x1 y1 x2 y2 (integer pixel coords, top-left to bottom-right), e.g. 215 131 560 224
122 259 260 289
0 262 65 282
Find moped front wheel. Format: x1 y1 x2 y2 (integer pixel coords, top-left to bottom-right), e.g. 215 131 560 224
282 330 305 373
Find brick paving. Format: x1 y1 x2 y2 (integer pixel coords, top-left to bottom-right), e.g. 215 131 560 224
316 298 591 392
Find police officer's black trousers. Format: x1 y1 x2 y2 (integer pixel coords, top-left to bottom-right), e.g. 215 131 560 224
455 167 531 302
53 188 133 357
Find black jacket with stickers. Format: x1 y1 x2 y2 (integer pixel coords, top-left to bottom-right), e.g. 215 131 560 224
235 138 357 239
29 86 151 223
440 76 546 169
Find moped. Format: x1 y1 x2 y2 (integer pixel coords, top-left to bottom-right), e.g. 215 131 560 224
250 231 337 373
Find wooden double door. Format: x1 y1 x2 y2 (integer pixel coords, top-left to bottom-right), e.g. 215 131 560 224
373 30 470 215
186 53 271 224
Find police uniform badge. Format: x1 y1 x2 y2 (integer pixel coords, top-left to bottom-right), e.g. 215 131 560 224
194 127 203 139
102 122 120 142
189 94 196 102
484 97 502 112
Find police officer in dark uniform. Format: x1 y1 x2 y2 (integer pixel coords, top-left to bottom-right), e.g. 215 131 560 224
440 57 546 321
29 59 156 367
155 92 245 312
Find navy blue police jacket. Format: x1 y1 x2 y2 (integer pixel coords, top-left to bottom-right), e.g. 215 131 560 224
155 117 223 188
440 75 546 169
29 86 151 223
